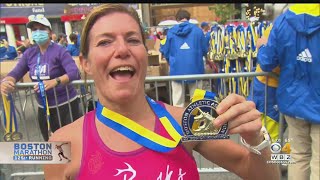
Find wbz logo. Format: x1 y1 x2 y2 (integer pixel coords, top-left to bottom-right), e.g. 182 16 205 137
267 142 295 164
271 154 291 161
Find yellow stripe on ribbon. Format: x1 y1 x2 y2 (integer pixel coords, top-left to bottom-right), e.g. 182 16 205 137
101 108 180 148
2 94 16 133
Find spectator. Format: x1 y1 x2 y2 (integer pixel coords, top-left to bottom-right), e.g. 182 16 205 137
57 33 68 47
51 33 58 43
66 33 80 56
200 21 210 34
257 4 320 180
201 22 211 50
148 26 157 41
160 9 208 107
0 14 82 141
159 27 169 45
17 38 33 57
73 31 81 44
0 36 18 60
43 4 279 179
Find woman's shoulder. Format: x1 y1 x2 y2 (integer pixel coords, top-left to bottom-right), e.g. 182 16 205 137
45 116 85 180
49 116 84 142
162 103 184 124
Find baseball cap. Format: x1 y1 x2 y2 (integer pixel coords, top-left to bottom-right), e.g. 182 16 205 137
27 14 52 30
201 22 209 28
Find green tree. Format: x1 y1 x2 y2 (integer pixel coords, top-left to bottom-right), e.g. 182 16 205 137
208 4 240 24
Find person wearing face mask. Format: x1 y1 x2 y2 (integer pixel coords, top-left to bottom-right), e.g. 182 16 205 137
0 14 82 141
148 27 157 41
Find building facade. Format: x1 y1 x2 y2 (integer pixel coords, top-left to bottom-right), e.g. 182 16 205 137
0 3 140 48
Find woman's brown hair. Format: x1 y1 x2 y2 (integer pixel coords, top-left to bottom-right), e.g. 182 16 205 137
80 4 145 58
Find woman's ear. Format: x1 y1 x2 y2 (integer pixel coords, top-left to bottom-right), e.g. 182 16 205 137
79 54 93 75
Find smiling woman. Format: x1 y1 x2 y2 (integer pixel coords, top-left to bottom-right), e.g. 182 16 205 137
43 4 280 180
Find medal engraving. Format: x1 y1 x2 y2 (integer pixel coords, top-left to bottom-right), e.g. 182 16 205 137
181 99 229 142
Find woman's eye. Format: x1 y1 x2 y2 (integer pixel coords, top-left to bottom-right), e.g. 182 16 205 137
128 39 141 45
97 40 111 46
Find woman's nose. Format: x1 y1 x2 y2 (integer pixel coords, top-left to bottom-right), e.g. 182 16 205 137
114 39 130 59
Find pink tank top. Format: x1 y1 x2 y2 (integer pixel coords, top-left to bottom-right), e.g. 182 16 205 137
76 104 200 180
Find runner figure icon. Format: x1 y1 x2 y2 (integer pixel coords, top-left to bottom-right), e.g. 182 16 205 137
55 143 71 162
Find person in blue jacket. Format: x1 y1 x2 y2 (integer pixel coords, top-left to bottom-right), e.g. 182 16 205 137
257 4 320 180
0 36 18 61
66 32 80 56
200 22 211 49
160 9 208 107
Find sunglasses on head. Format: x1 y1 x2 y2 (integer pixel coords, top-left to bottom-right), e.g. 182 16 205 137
28 14 45 21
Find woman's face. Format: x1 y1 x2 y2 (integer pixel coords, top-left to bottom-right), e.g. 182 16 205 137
31 23 50 33
82 12 148 104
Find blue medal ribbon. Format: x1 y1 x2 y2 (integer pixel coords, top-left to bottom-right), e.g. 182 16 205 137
2 94 18 134
36 53 52 136
96 96 183 153
192 89 216 102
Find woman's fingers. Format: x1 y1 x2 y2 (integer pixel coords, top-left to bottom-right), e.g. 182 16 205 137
1 81 15 95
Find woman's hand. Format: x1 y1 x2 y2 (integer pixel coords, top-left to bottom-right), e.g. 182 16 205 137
33 79 58 93
0 80 15 96
214 93 263 146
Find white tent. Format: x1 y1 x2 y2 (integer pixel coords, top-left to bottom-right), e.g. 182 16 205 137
158 20 178 26
189 19 199 24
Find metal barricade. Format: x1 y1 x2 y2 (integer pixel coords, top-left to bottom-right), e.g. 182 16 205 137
0 72 283 180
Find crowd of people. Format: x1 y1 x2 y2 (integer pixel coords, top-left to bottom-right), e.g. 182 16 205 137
0 27 80 62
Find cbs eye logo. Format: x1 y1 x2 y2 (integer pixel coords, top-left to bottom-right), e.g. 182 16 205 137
270 142 282 153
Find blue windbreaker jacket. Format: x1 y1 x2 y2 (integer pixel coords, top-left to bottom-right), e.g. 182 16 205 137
258 6 320 123
0 46 18 60
160 21 208 83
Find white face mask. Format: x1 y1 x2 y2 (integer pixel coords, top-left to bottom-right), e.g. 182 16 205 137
153 32 157 35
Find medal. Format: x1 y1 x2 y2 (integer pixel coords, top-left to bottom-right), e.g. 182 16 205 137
3 132 12 142
2 94 23 142
227 53 238 60
181 89 229 142
214 54 224 61
10 131 23 141
3 132 23 142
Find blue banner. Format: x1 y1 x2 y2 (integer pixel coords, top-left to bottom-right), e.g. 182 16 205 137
0 3 139 18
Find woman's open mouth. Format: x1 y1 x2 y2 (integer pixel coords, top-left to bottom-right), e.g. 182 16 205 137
110 66 136 81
